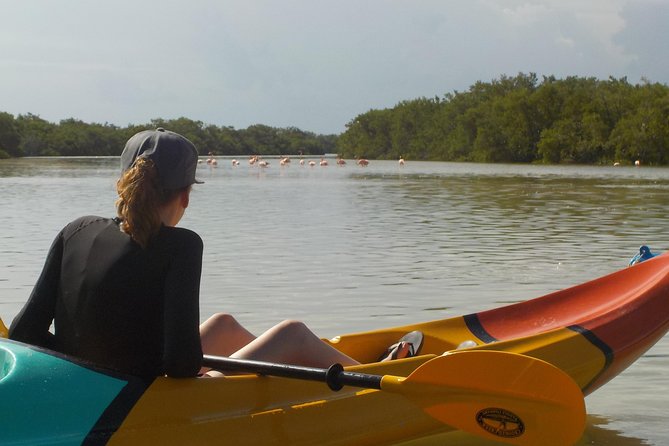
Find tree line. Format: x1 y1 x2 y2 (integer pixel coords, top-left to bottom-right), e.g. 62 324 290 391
0 115 337 159
2 73 668 164
338 73 669 165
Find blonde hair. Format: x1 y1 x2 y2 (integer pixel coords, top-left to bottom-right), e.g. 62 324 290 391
115 158 185 248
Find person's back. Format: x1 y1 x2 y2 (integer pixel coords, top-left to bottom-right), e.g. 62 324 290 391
10 128 205 379
54 216 202 377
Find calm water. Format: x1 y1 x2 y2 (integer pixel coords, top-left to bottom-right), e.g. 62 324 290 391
1 156 668 444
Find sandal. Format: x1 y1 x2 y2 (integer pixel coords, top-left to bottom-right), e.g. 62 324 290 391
377 331 424 361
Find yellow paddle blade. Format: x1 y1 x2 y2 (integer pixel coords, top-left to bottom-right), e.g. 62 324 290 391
0 318 8 338
381 351 585 446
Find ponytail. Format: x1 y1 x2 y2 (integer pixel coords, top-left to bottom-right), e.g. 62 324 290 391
115 158 183 248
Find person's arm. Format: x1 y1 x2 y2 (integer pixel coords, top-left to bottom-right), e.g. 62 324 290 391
9 231 63 349
162 230 204 377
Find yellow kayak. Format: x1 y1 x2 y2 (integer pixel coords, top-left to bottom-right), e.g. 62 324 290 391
2 254 669 445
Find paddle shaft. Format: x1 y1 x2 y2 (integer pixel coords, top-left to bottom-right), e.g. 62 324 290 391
202 355 380 391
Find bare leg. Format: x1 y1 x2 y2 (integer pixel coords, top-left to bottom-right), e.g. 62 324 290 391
200 313 256 357
200 315 406 377
230 320 360 368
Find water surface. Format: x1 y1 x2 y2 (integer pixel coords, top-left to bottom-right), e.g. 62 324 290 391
1 156 668 444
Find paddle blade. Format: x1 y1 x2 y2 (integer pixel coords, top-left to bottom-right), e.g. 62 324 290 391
382 351 585 446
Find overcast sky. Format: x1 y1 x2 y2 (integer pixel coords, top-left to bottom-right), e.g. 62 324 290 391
2 0 667 134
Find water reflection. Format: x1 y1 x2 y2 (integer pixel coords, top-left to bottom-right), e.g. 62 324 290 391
0 156 117 178
578 415 649 445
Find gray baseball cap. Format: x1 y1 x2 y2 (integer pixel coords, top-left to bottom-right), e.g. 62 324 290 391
120 128 203 190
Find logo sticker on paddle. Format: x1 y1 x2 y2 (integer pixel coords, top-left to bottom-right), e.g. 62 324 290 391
476 407 525 438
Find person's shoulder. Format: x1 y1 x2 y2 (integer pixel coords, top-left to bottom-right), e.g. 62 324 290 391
61 216 111 237
159 226 203 249
67 215 110 227
161 225 202 240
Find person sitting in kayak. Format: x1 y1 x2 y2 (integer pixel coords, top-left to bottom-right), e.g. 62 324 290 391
9 128 421 379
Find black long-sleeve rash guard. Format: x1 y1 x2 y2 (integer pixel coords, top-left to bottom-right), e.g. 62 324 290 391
9 216 204 378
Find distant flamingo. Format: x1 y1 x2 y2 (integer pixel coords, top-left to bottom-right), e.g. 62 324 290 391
336 157 346 166
356 157 369 167
398 156 405 166
319 158 328 166
308 160 316 167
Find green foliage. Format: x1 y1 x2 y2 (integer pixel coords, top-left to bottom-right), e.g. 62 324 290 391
0 115 337 158
3 73 668 165
338 73 669 165
0 112 21 157
14 114 56 156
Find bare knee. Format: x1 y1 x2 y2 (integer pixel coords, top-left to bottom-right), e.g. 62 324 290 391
275 319 307 332
200 313 244 341
201 313 255 357
210 313 237 325
202 313 238 330
270 320 313 342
